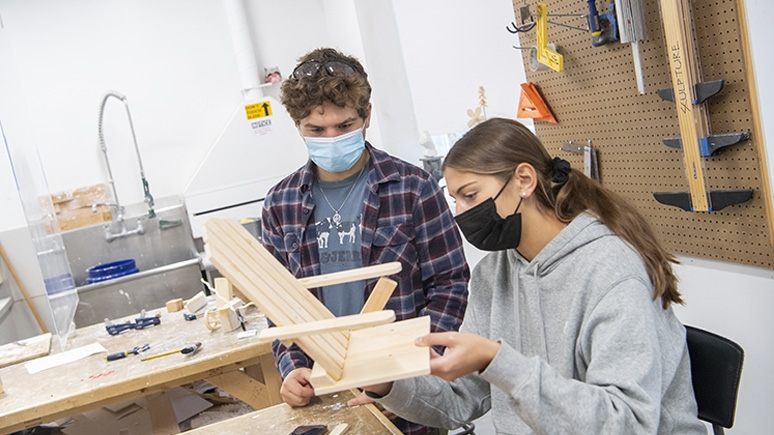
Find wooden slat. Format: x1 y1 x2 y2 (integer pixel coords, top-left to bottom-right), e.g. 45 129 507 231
360 277 397 314
205 240 347 377
205 219 342 332
206 370 273 410
0 333 51 369
203 220 347 377
212 219 338 324
204 219 347 350
659 0 710 211
298 262 401 289
258 311 396 342
737 0 774 248
257 352 283 405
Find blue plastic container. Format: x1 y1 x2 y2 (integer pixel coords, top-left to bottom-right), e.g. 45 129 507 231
86 259 139 284
44 273 76 295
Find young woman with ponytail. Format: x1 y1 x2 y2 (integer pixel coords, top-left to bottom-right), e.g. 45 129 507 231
362 118 704 434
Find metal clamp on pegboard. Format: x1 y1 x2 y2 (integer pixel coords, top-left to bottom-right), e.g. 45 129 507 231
653 0 753 212
510 1 621 72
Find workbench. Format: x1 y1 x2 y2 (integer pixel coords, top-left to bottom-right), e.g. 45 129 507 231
0 304 282 434
187 389 402 435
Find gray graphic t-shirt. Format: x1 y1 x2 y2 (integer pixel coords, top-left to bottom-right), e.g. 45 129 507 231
312 166 369 316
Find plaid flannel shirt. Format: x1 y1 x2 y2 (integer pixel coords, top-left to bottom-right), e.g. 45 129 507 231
261 143 470 435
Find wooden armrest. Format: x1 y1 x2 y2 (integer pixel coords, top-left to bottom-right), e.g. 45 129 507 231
297 262 402 288
360 277 397 313
258 310 396 342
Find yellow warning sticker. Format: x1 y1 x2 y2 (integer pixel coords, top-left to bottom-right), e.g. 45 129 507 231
245 100 273 120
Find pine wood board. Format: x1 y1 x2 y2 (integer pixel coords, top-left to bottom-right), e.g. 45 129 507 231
258 310 396 343
659 0 710 210
297 262 401 288
0 333 52 369
311 316 431 395
185 390 402 435
360 277 397 314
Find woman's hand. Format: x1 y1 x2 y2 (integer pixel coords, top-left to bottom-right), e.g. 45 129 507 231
280 367 315 407
416 332 500 381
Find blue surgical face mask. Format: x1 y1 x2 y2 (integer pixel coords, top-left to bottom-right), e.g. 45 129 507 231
303 126 366 173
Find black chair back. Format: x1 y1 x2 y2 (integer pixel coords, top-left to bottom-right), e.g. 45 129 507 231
685 325 744 434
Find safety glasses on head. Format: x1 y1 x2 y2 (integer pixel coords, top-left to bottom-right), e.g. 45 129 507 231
290 59 359 81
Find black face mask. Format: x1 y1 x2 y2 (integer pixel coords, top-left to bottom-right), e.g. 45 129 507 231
455 177 523 252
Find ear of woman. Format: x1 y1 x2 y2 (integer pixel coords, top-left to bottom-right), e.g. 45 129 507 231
512 162 537 199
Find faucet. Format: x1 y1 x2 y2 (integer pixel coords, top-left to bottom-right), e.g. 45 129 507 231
91 202 125 222
104 218 145 243
97 91 156 241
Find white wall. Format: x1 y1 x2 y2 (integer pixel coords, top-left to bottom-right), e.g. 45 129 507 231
392 0 524 137
0 1 771 434
0 0 243 230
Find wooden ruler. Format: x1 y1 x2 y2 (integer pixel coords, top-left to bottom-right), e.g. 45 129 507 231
659 0 711 211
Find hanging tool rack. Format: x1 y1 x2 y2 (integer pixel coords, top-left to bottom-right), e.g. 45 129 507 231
513 0 773 269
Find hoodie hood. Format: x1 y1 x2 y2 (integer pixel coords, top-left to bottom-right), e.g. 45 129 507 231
513 212 616 278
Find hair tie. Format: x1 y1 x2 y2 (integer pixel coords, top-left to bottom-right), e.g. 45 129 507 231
552 157 571 185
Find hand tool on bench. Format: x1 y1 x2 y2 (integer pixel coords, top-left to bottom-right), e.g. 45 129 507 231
105 310 161 335
106 343 150 361
141 342 202 361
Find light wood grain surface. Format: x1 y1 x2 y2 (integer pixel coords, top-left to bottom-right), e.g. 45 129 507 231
0 333 52 369
187 389 402 435
0 304 276 434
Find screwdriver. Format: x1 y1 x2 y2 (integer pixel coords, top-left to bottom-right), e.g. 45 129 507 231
106 343 150 361
140 342 202 361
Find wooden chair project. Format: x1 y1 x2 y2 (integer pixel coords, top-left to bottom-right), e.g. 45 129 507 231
202 218 430 395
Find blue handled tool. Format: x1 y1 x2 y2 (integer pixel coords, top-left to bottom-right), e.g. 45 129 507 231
586 0 602 36
106 343 150 361
105 311 161 336
587 1 619 47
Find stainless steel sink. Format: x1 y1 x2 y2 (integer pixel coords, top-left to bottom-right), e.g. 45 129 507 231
60 196 203 327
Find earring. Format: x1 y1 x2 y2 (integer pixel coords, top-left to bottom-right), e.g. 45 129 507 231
521 192 527 197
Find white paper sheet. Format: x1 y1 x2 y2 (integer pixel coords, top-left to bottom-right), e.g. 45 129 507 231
25 342 106 374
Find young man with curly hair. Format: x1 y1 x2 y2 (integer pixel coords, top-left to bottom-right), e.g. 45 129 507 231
260 47 470 435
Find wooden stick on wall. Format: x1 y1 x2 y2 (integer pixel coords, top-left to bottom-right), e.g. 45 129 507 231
0 243 49 333
737 0 774 248
659 0 711 211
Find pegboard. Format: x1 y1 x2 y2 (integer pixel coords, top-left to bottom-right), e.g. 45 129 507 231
513 0 774 269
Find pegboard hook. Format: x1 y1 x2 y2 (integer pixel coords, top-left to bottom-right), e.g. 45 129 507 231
507 3 536 34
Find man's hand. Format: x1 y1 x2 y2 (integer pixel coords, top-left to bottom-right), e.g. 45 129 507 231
281 368 315 407
416 332 500 381
347 390 396 419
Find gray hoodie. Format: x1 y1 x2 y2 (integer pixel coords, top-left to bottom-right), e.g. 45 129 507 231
373 214 706 434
